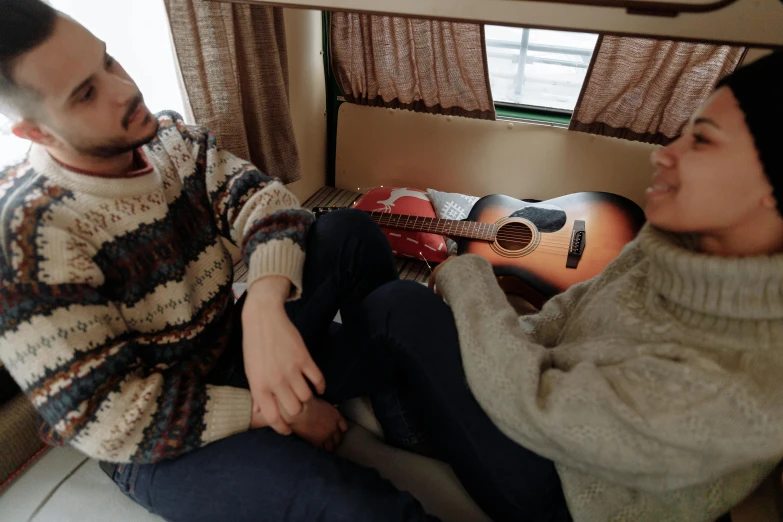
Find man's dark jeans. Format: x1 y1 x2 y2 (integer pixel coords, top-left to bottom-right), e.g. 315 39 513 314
110 209 569 522
109 210 436 522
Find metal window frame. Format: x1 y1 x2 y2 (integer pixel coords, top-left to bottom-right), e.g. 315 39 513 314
486 26 597 120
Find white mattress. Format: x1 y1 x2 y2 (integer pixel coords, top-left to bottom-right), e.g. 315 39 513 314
0 398 491 522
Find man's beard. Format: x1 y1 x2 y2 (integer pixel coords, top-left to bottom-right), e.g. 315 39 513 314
64 94 158 159
67 118 159 159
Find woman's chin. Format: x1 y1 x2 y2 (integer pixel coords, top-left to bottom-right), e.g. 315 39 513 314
644 200 665 225
644 202 679 231
644 210 696 234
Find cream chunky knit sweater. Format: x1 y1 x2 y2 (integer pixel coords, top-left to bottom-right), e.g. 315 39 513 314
437 224 783 522
0 112 313 463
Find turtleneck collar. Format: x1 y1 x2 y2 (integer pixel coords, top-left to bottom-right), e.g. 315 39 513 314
639 224 783 321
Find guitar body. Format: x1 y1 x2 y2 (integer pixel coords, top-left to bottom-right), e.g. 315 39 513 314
459 192 645 304
314 191 645 307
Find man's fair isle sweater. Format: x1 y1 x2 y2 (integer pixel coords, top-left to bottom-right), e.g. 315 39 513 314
0 112 314 464
437 225 783 522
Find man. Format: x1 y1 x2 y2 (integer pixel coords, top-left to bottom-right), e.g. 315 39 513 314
0 1 435 520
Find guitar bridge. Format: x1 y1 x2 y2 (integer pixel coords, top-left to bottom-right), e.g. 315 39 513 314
565 220 586 269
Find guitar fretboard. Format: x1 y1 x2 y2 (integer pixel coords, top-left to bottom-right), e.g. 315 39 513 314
368 211 498 241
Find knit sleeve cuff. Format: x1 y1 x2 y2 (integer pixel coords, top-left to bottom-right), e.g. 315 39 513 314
246 239 306 301
201 385 252 445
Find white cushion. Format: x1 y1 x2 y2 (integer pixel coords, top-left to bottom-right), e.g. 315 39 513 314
0 445 160 522
0 399 490 522
337 398 491 522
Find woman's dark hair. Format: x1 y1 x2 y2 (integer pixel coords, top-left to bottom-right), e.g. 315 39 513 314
0 0 59 115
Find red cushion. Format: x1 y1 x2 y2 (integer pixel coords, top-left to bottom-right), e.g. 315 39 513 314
354 187 448 263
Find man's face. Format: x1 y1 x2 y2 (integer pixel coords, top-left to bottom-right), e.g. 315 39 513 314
12 16 158 158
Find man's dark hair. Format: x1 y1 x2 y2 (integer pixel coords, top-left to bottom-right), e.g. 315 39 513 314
0 0 59 117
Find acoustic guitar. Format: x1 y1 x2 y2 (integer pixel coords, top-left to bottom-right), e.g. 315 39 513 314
315 192 645 306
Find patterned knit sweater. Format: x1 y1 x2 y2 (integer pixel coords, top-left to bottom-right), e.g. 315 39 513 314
437 224 783 522
0 112 314 464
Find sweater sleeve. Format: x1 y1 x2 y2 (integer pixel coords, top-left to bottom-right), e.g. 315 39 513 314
175 118 314 299
437 254 783 492
0 277 251 464
516 277 593 347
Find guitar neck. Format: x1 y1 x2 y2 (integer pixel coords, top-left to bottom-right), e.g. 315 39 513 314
364 210 497 241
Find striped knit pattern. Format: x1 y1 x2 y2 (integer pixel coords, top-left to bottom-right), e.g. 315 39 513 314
0 112 314 464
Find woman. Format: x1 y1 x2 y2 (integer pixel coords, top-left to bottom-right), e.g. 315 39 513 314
361 51 783 522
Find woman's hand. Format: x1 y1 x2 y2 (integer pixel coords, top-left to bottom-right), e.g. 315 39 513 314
427 256 457 297
242 276 326 436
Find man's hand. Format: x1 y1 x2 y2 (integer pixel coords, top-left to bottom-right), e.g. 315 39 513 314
250 401 270 430
288 398 348 452
242 276 326 436
249 396 348 452
427 256 456 298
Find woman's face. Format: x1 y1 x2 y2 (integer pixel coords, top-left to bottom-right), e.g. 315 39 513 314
645 87 775 235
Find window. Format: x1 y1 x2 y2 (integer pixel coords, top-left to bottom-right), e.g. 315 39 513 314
0 0 185 167
485 26 598 115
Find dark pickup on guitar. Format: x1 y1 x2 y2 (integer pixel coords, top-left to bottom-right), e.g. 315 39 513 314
315 192 645 306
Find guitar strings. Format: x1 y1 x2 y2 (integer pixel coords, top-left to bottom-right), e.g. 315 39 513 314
417 232 574 249
385 231 573 249
494 241 572 249
380 227 573 244
460 245 571 255
493 231 571 241
370 218 578 249
493 231 568 241
491 241 571 250
495 236 572 247
493 234 573 246
370 216 565 236
442 236 573 249
323 211 582 254
370 216 547 237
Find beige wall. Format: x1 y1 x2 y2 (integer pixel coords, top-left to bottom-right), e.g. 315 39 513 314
276 10 768 206
283 9 327 203
743 48 774 65
336 104 659 207
282 11 764 207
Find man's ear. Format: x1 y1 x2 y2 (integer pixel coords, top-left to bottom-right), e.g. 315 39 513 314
12 120 57 146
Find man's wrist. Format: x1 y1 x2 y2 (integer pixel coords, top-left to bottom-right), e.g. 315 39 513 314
244 276 290 314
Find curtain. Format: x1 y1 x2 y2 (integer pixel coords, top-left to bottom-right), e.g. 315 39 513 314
164 1 300 183
570 36 745 145
331 13 496 120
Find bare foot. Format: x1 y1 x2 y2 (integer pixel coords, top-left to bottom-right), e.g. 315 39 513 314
285 398 349 452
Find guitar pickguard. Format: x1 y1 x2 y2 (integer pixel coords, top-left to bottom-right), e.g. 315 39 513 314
509 203 566 233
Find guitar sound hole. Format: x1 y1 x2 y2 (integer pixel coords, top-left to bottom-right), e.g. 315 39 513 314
496 222 533 252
